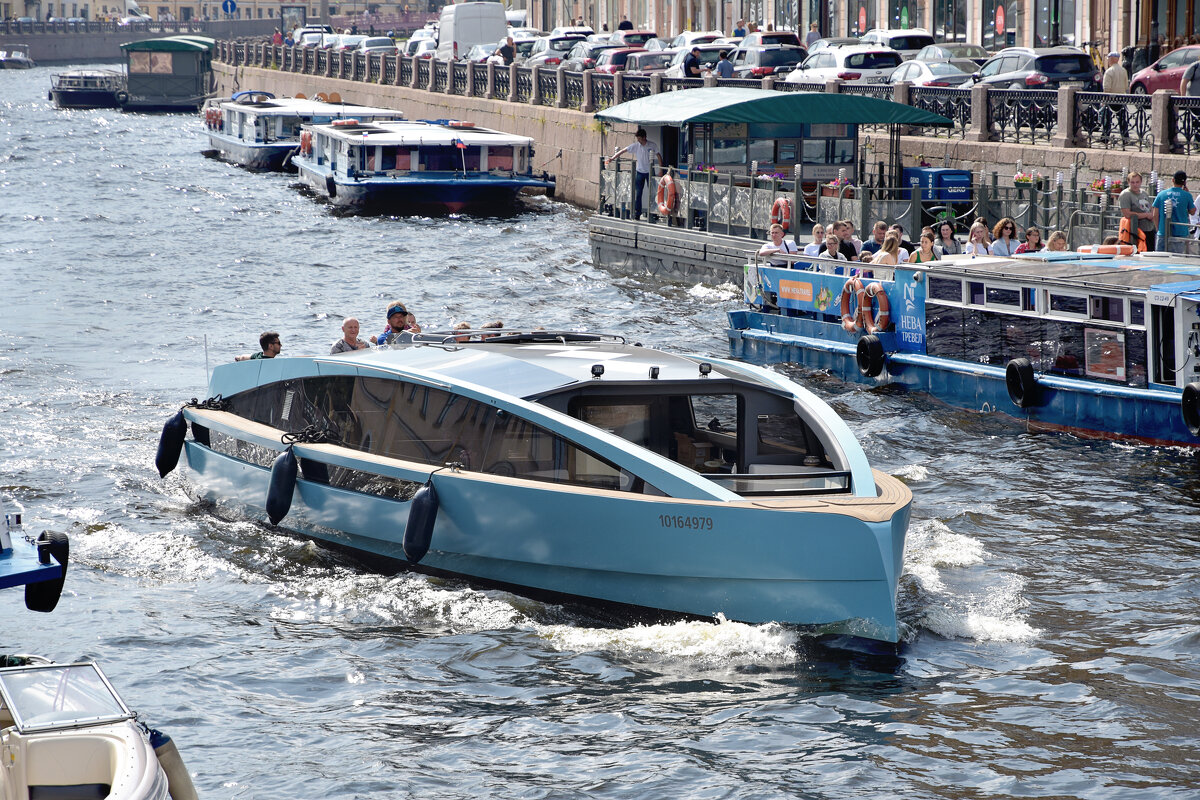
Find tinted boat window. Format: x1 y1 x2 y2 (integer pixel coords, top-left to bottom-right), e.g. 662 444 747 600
928 277 962 302
1130 301 1145 326
484 409 639 491
986 286 1020 306
968 281 984 305
1050 294 1088 315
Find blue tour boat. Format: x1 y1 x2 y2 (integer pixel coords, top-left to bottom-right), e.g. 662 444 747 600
157 332 913 641
202 92 403 171
729 249 1200 446
291 119 556 213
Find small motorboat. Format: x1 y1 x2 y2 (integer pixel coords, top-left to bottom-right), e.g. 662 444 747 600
0 499 197 800
159 331 913 641
292 118 556 213
0 44 35 69
50 69 125 109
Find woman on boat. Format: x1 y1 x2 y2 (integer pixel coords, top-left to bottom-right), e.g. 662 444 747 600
1046 230 1069 251
990 217 1020 256
934 221 961 256
910 231 940 263
1014 226 1045 253
965 222 991 255
801 223 826 256
870 234 901 265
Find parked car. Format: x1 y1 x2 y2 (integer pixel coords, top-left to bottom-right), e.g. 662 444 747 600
560 40 620 70
784 46 902 84
1130 44 1200 94
643 37 673 51
666 30 723 50
524 34 587 68
807 37 860 54
609 29 657 47
334 35 368 52
888 59 975 86
663 43 726 78
623 50 674 76
508 27 540 39
738 30 802 48
971 47 1101 90
357 37 400 55
409 38 438 59
728 44 807 78
859 28 936 60
463 43 497 62
511 36 537 62
549 25 594 37
299 32 334 48
914 42 991 66
593 47 645 74
436 1 507 61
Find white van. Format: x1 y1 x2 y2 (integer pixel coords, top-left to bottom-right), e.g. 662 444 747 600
436 2 508 61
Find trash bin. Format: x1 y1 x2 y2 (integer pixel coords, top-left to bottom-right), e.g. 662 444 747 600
902 167 972 202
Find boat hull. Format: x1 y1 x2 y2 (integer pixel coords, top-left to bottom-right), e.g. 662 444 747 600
51 89 120 109
184 440 909 641
295 163 552 214
729 309 1199 447
206 131 295 171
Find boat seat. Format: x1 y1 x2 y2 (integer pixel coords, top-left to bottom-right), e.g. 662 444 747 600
29 786 111 800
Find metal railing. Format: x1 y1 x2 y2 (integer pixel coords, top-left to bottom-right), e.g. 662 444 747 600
538 70 559 105
621 75 652 102
451 62 467 95
1173 96 1200 155
432 61 448 92
987 89 1058 143
909 87 972 138
1075 92 1153 150
514 67 533 103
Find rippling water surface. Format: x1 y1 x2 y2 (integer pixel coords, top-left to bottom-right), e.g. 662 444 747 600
2 67 1198 798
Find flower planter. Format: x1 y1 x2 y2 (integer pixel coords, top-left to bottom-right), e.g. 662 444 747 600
821 186 854 198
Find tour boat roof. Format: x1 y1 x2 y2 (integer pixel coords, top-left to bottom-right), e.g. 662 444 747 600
930 252 1200 295
307 119 534 147
220 96 403 119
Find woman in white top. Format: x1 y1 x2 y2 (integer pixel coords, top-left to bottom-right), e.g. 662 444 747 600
758 223 800 267
965 222 990 255
989 217 1020 256
801 223 826 256
870 234 901 265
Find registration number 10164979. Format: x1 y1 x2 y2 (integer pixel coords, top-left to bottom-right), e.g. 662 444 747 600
658 514 714 531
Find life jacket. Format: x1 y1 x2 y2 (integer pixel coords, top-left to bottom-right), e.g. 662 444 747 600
1118 215 1147 252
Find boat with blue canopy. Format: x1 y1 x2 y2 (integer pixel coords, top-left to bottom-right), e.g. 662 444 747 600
157 332 913 641
291 118 557 213
729 248 1200 446
202 93 404 171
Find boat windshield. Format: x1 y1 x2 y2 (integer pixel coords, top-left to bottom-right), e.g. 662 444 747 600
0 663 132 733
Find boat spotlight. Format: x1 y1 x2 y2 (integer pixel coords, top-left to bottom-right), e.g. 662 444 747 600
699 362 712 377
649 366 660 379
591 364 605 379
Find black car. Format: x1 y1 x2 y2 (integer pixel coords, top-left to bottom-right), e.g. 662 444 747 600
972 47 1101 90
560 40 620 71
729 45 808 78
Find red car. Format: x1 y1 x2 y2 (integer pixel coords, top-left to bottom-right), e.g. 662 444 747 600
1130 45 1200 94
593 47 645 74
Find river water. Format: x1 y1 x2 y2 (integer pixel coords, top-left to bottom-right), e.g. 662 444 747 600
2 66 1198 798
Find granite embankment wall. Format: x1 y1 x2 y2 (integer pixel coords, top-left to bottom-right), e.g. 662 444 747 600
0 20 276 61
215 62 621 209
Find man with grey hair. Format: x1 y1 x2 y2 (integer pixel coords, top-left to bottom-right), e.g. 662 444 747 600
1102 51 1129 141
330 317 370 354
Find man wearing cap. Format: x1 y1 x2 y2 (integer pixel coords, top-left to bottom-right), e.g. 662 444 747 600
1153 170 1196 253
377 302 414 346
606 128 662 219
1102 51 1129 142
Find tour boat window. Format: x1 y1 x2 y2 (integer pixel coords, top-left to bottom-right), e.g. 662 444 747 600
487 146 513 171
985 286 1020 307
777 142 798 162
711 137 746 166
1090 296 1124 323
748 138 774 165
801 139 826 164
1084 328 1127 381
756 413 825 465
420 145 481 172
1130 301 1145 326
572 403 651 449
1022 288 1036 312
928 277 962 302
831 139 855 165
1049 293 1089 317
968 281 985 305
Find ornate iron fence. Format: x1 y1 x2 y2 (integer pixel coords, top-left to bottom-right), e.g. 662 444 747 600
538 70 559 104
432 61 448 92
1172 96 1200 155
563 72 584 108
514 67 533 102
470 64 489 96
718 78 766 89
592 73 614 108
773 80 824 92
909 87 972 138
621 75 652 102
306 48 318 74
987 89 1058 143
383 54 396 84
494 66 511 97
842 83 892 101
1075 92 1152 150
660 77 703 92
451 62 468 95
399 56 413 85
415 58 431 87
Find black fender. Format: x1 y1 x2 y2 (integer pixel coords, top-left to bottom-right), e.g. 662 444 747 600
1182 382 1200 436
115 89 129 106
856 334 886 378
25 531 69 613
326 175 337 198
155 410 187 478
1005 358 1040 408
266 448 298 525
402 480 438 564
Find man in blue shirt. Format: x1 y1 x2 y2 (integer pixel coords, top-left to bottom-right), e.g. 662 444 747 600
715 50 734 78
1153 170 1196 253
732 19 746 37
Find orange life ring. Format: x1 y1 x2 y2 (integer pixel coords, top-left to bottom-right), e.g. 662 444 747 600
332 118 360 127
1076 244 1136 255
299 130 313 155
861 282 891 333
840 277 863 333
770 197 792 231
448 120 475 128
656 174 677 216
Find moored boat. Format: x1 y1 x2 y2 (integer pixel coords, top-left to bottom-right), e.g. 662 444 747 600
158 331 913 641
50 69 124 109
292 118 556 213
202 92 404 171
0 45 35 69
729 248 1200 446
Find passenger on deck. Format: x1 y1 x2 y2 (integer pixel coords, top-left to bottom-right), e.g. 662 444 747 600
481 320 504 339
235 331 281 361
910 232 940 263
965 222 991 255
989 218 1020 256
759 223 801 266
870 234 901 266
837 220 863 257
860 221 888 257
331 317 370 354
1154 170 1196 253
887 223 915 255
378 302 414 346
1014 227 1045 253
801 223 826 255
1046 230 1069 251
817 234 848 261
934 221 961 256
452 321 472 342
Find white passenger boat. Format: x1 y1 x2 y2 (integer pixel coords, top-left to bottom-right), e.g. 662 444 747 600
0 500 197 800
157 332 913 641
291 118 556 213
202 91 403 171
0 44 35 69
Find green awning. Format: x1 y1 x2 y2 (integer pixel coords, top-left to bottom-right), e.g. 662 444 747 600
595 87 952 127
121 36 214 52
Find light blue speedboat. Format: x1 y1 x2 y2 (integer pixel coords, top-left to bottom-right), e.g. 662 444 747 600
159 332 912 641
